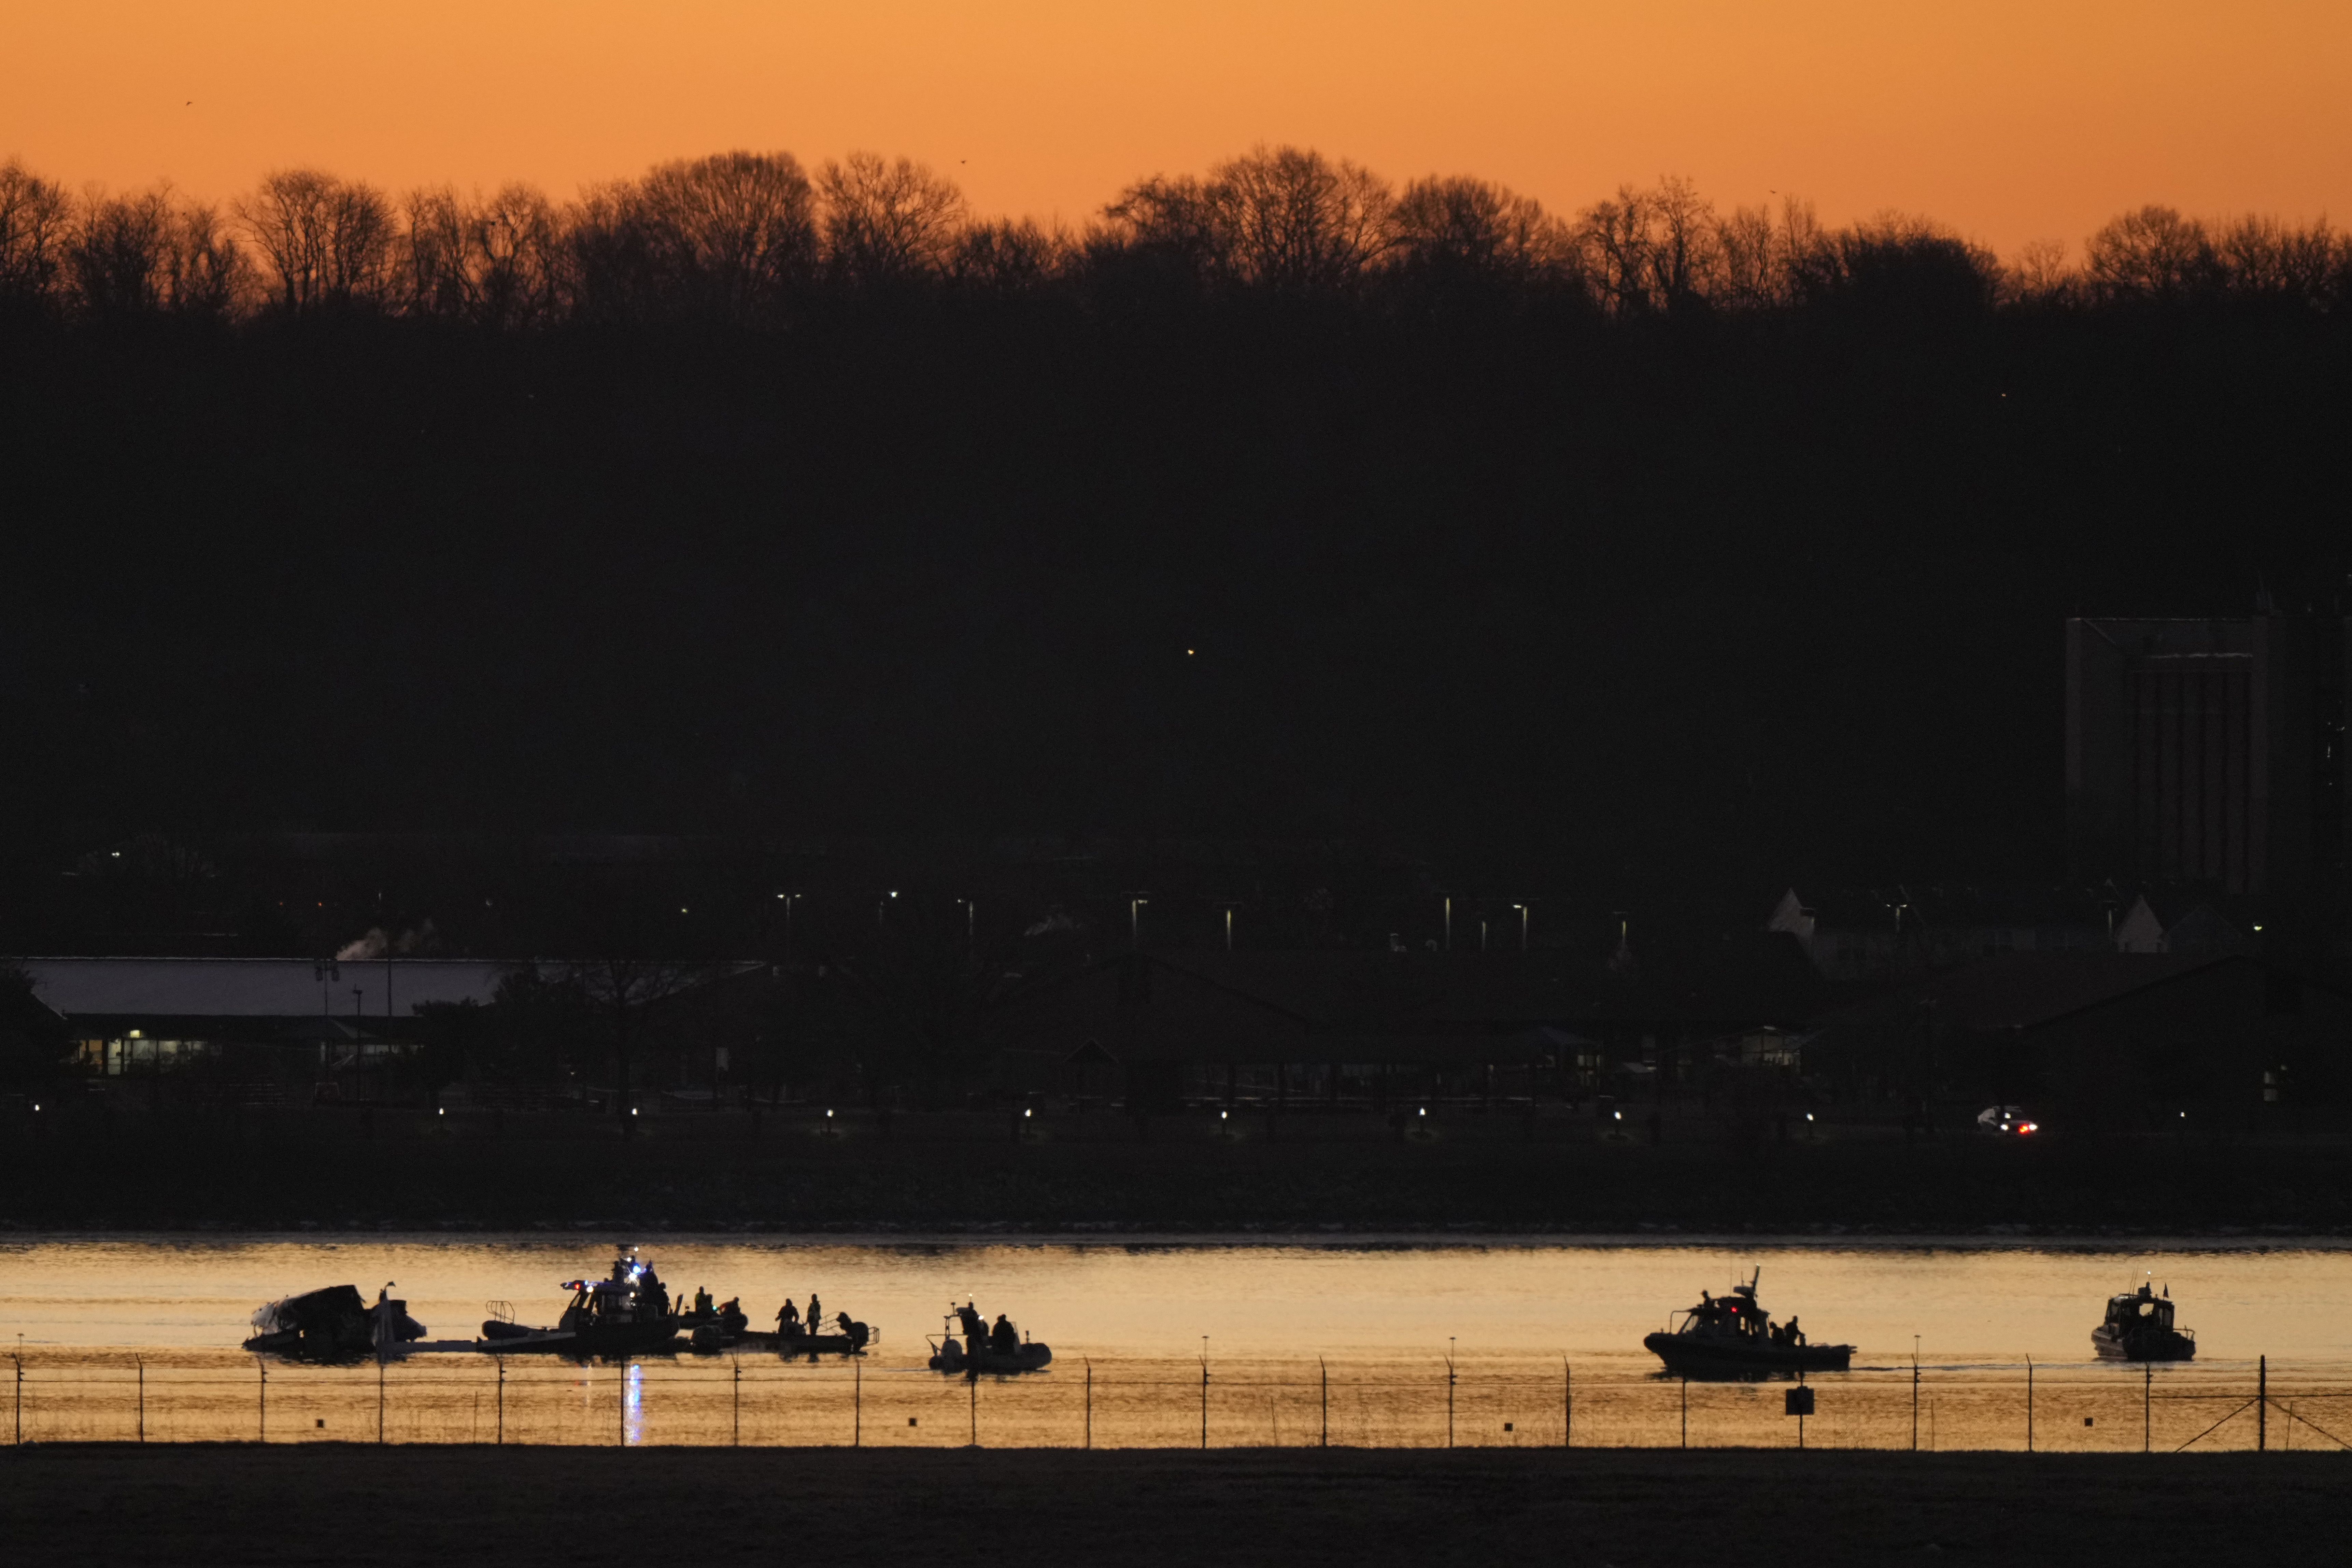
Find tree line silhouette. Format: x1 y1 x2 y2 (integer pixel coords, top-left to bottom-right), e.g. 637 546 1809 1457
3 145 2350 941
6 145 2350 323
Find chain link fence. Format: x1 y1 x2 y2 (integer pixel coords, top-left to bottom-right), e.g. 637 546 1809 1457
9 1352 2351 1452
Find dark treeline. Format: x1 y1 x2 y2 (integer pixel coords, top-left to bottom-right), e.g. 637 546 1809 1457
3 145 2350 930
10 147 2352 322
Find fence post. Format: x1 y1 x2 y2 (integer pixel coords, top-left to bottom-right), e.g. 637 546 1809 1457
1085 1358 1092 1450
968 1369 978 1448
138 1357 145 1444
13 1353 21 1446
2258 1356 2267 1452
2144 1362 2151 1453
1446 1340 1456 1450
1911 1351 1920 1452
1680 1377 1688 1450
1563 1357 1571 1450
496 1359 505 1445
256 1356 266 1444
853 1356 862 1449
2025 1356 2033 1454
1199 1340 1211 1451
733 1359 741 1447
378 1357 386 1445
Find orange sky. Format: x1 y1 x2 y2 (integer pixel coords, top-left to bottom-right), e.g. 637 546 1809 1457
4 1 2347 256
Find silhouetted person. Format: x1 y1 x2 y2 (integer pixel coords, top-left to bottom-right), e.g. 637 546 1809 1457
957 1301 983 1337
806 1293 821 1332
990 1313 1018 1356
777 1297 800 1333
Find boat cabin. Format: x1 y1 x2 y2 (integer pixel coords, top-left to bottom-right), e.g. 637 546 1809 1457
556 1250 668 1331
2103 1283 2179 1335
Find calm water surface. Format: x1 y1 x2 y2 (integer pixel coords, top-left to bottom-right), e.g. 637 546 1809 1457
5 1235 2347 1452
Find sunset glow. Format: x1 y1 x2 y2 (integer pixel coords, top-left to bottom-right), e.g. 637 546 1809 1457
4 1 2347 254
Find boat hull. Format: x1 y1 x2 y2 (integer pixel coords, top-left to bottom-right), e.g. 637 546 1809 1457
479 1319 681 1357
931 1341 1054 1374
697 1327 866 1355
2091 1326 2195 1362
1644 1332 1852 1378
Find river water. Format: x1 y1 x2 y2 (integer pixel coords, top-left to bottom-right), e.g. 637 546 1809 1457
4 1235 2348 1452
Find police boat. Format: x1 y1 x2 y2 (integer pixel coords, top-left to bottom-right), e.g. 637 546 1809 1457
478 1245 683 1357
1642 1268 1853 1378
2091 1281 2196 1361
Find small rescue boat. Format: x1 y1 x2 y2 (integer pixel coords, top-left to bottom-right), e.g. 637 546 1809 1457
2091 1282 2196 1361
927 1302 1052 1373
695 1309 876 1356
1642 1269 1852 1378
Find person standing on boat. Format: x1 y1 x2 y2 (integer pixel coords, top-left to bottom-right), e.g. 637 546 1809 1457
807 1292 821 1333
777 1297 800 1336
957 1302 984 1338
990 1314 1018 1357
1786 1315 1804 1347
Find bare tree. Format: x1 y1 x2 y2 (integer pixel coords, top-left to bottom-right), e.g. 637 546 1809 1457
1713 204 1782 308
2082 206 2216 302
1388 175 1564 290
1208 145 1393 293
163 202 251 318
1789 213 1999 315
1095 173 1229 286
1098 146 1393 295
2001 238 2073 305
0 158 70 309
2211 214 2339 305
67 185 175 314
641 151 819 316
1645 175 1720 305
948 218 1069 295
1577 184 1655 313
820 151 966 288
236 169 396 312
398 184 472 318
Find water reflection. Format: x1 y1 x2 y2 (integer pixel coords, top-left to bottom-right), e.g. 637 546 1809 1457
624 1362 642 1446
9 1234 2351 1364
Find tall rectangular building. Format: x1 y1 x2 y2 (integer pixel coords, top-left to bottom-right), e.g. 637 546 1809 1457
2066 615 2348 898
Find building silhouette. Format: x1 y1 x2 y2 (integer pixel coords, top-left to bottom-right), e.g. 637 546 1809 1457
2065 613 2348 899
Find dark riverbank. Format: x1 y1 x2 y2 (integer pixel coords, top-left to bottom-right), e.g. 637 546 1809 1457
3 1444 2345 1566
6 1105 2351 1233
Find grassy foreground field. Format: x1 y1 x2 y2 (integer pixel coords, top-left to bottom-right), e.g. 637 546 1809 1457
2 1444 2345 1565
